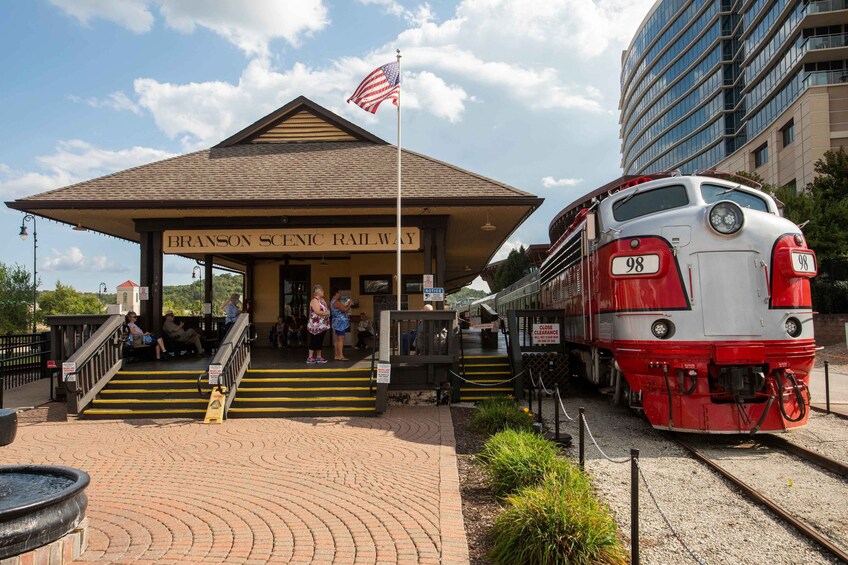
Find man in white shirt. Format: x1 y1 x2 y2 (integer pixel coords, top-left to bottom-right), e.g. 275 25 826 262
355 313 374 349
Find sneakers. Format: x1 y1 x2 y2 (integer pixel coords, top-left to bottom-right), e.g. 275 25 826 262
306 357 317 364
316 357 328 364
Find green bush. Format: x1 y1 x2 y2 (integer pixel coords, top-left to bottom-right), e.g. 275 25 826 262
490 476 628 565
478 429 573 496
811 280 848 313
469 396 534 435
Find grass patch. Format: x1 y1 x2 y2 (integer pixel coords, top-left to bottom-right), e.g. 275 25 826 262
490 476 628 565
469 396 534 435
478 429 574 497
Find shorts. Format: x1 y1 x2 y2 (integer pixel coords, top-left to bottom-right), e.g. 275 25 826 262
334 327 348 336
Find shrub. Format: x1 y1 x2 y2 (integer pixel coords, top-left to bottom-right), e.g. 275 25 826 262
478 429 572 496
490 476 628 565
469 397 534 435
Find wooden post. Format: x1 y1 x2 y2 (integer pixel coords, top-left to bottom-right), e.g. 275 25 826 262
204 254 213 335
435 227 446 311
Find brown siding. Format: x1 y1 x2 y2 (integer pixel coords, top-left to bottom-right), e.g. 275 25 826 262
251 111 357 143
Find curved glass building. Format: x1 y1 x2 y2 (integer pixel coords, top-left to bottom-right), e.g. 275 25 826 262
621 0 848 188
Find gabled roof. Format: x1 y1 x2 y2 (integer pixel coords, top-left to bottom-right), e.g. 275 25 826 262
214 96 387 147
117 280 139 288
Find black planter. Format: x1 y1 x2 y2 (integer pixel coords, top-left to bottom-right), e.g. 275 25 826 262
0 410 16 447
0 465 89 559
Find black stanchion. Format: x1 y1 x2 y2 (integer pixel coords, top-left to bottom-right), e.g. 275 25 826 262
631 448 640 565
825 360 831 415
554 386 560 441
537 377 543 424
0 376 4 409
578 407 585 470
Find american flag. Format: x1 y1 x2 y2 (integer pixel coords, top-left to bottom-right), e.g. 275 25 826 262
347 61 400 114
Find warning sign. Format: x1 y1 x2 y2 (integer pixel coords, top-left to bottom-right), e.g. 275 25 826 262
376 362 391 384
139 286 149 300
208 364 223 385
424 287 444 302
62 362 76 382
532 323 560 345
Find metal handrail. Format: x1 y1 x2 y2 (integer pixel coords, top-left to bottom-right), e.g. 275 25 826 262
207 314 254 416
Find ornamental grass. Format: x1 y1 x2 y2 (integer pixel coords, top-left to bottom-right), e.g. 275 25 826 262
469 396 534 435
490 476 628 565
477 429 571 497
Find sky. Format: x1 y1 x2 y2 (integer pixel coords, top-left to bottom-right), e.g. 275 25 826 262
0 0 656 294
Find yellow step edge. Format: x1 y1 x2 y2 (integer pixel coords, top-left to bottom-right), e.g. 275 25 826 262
100 389 201 394
229 406 375 413
460 363 510 368
460 379 513 383
240 387 370 392
463 355 509 359
247 367 372 374
461 396 514 401
118 371 205 375
463 371 511 375
93 398 208 404
110 379 200 385
84 409 206 415
460 388 513 392
242 377 371 383
236 397 375 403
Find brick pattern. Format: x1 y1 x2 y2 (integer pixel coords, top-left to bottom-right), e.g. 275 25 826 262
0 519 88 565
0 407 468 564
813 313 848 346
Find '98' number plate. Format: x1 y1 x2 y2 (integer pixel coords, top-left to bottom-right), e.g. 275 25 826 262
791 251 815 273
611 254 660 276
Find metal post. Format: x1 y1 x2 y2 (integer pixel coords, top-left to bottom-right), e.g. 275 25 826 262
537 376 543 424
825 360 831 415
631 448 640 565
0 377 4 409
554 386 560 441
579 407 585 470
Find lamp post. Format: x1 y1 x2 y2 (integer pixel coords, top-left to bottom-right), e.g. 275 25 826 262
192 266 202 315
98 282 107 311
18 214 37 333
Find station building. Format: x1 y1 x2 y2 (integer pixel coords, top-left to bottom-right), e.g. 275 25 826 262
6 96 542 337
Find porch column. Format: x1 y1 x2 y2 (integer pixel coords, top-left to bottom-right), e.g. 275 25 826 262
435 227 446 311
139 230 164 331
422 228 433 280
204 254 213 334
245 257 255 322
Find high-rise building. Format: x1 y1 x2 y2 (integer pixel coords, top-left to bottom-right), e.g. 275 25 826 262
620 0 848 189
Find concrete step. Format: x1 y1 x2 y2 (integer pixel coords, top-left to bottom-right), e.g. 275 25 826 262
227 406 376 418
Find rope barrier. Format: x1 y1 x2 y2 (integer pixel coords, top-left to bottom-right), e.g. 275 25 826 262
636 460 707 565
556 392 577 422
582 414 630 464
449 370 523 387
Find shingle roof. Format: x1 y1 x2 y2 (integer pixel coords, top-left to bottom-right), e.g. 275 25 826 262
116 280 139 288
17 142 534 205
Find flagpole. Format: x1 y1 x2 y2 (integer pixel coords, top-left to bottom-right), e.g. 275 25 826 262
396 48 402 312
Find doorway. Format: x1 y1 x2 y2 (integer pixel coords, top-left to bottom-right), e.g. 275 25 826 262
279 265 311 320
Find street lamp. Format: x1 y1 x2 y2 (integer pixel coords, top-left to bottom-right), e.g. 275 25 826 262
192 266 203 315
18 214 37 333
98 282 107 310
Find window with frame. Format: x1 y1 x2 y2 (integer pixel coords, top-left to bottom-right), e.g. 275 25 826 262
401 275 424 294
359 275 392 295
754 143 768 167
701 183 769 212
783 179 797 196
781 120 794 148
612 185 689 222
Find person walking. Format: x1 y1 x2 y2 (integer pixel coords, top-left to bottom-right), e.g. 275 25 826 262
306 285 330 364
330 289 353 361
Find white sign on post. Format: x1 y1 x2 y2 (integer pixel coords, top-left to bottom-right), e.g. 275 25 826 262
423 274 434 289
62 362 76 382
376 362 391 384
532 323 561 345
423 287 445 302
208 364 223 386
139 287 149 301
203 302 212 315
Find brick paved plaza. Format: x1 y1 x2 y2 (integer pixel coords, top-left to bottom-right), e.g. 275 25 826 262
1 406 468 564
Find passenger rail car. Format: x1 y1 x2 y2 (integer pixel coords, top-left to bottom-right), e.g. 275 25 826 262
539 173 816 433
495 272 540 318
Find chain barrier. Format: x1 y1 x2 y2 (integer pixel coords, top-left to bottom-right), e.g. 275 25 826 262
635 459 707 565
582 414 630 464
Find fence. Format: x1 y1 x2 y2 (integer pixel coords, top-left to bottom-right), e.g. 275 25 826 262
0 332 51 391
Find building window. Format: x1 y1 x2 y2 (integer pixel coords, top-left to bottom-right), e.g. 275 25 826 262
401 275 424 294
783 179 797 196
754 144 768 168
781 120 794 148
360 275 392 295
122 292 127 304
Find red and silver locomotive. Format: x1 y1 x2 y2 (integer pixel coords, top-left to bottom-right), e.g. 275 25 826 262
540 173 817 433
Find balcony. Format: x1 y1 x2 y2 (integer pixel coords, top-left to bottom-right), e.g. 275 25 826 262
804 0 848 14
802 69 848 87
804 33 848 50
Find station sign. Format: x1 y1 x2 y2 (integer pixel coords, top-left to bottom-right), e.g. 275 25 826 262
208 364 223 385
532 323 560 345
163 227 421 254
376 363 391 384
424 288 445 302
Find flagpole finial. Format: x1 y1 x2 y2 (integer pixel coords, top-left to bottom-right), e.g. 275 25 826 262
396 49 401 61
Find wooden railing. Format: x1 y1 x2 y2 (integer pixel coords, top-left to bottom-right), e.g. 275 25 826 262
60 315 125 414
47 315 115 400
208 313 253 415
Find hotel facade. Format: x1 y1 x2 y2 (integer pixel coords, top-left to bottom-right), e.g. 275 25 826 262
620 0 848 190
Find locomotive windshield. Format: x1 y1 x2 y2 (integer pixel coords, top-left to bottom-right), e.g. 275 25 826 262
700 183 769 212
612 185 689 222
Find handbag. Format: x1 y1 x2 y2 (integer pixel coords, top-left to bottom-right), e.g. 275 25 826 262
131 335 145 348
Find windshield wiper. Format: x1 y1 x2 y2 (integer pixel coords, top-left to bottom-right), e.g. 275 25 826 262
618 187 642 207
715 184 742 197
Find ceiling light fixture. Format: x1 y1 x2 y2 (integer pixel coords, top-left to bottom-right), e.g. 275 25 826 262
481 213 496 232
72 222 87 232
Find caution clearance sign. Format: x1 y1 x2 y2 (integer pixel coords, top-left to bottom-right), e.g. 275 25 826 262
532 323 560 345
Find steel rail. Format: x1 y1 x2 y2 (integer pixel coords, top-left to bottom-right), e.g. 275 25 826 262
760 435 848 479
670 435 848 563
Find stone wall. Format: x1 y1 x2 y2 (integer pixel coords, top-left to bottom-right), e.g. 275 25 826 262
813 313 848 346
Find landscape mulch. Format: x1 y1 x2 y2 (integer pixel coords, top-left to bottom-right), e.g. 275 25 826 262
451 406 501 565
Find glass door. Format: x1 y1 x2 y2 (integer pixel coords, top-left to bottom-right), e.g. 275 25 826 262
279 265 311 320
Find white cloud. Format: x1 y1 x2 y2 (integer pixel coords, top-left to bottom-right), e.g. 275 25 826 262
403 71 469 122
357 0 405 17
491 239 526 263
50 0 329 56
0 141 177 199
42 246 130 272
542 176 583 188
70 91 142 115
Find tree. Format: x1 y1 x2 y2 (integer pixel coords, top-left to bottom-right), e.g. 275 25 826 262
0 262 35 334
39 281 105 317
491 246 532 293
446 286 489 308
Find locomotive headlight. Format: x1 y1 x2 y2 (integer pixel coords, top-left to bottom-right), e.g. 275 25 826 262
651 319 674 339
785 317 802 338
708 201 744 235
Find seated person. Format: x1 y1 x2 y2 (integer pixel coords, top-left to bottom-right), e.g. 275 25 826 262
355 313 374 349
271 316 287 348
125 311 167 360
411 304 433 355
162 311 204 355
285 316 301 346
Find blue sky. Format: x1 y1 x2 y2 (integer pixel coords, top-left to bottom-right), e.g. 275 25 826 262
0 0 654 293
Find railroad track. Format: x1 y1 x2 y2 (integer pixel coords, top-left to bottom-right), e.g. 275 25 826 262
669 433 848 563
